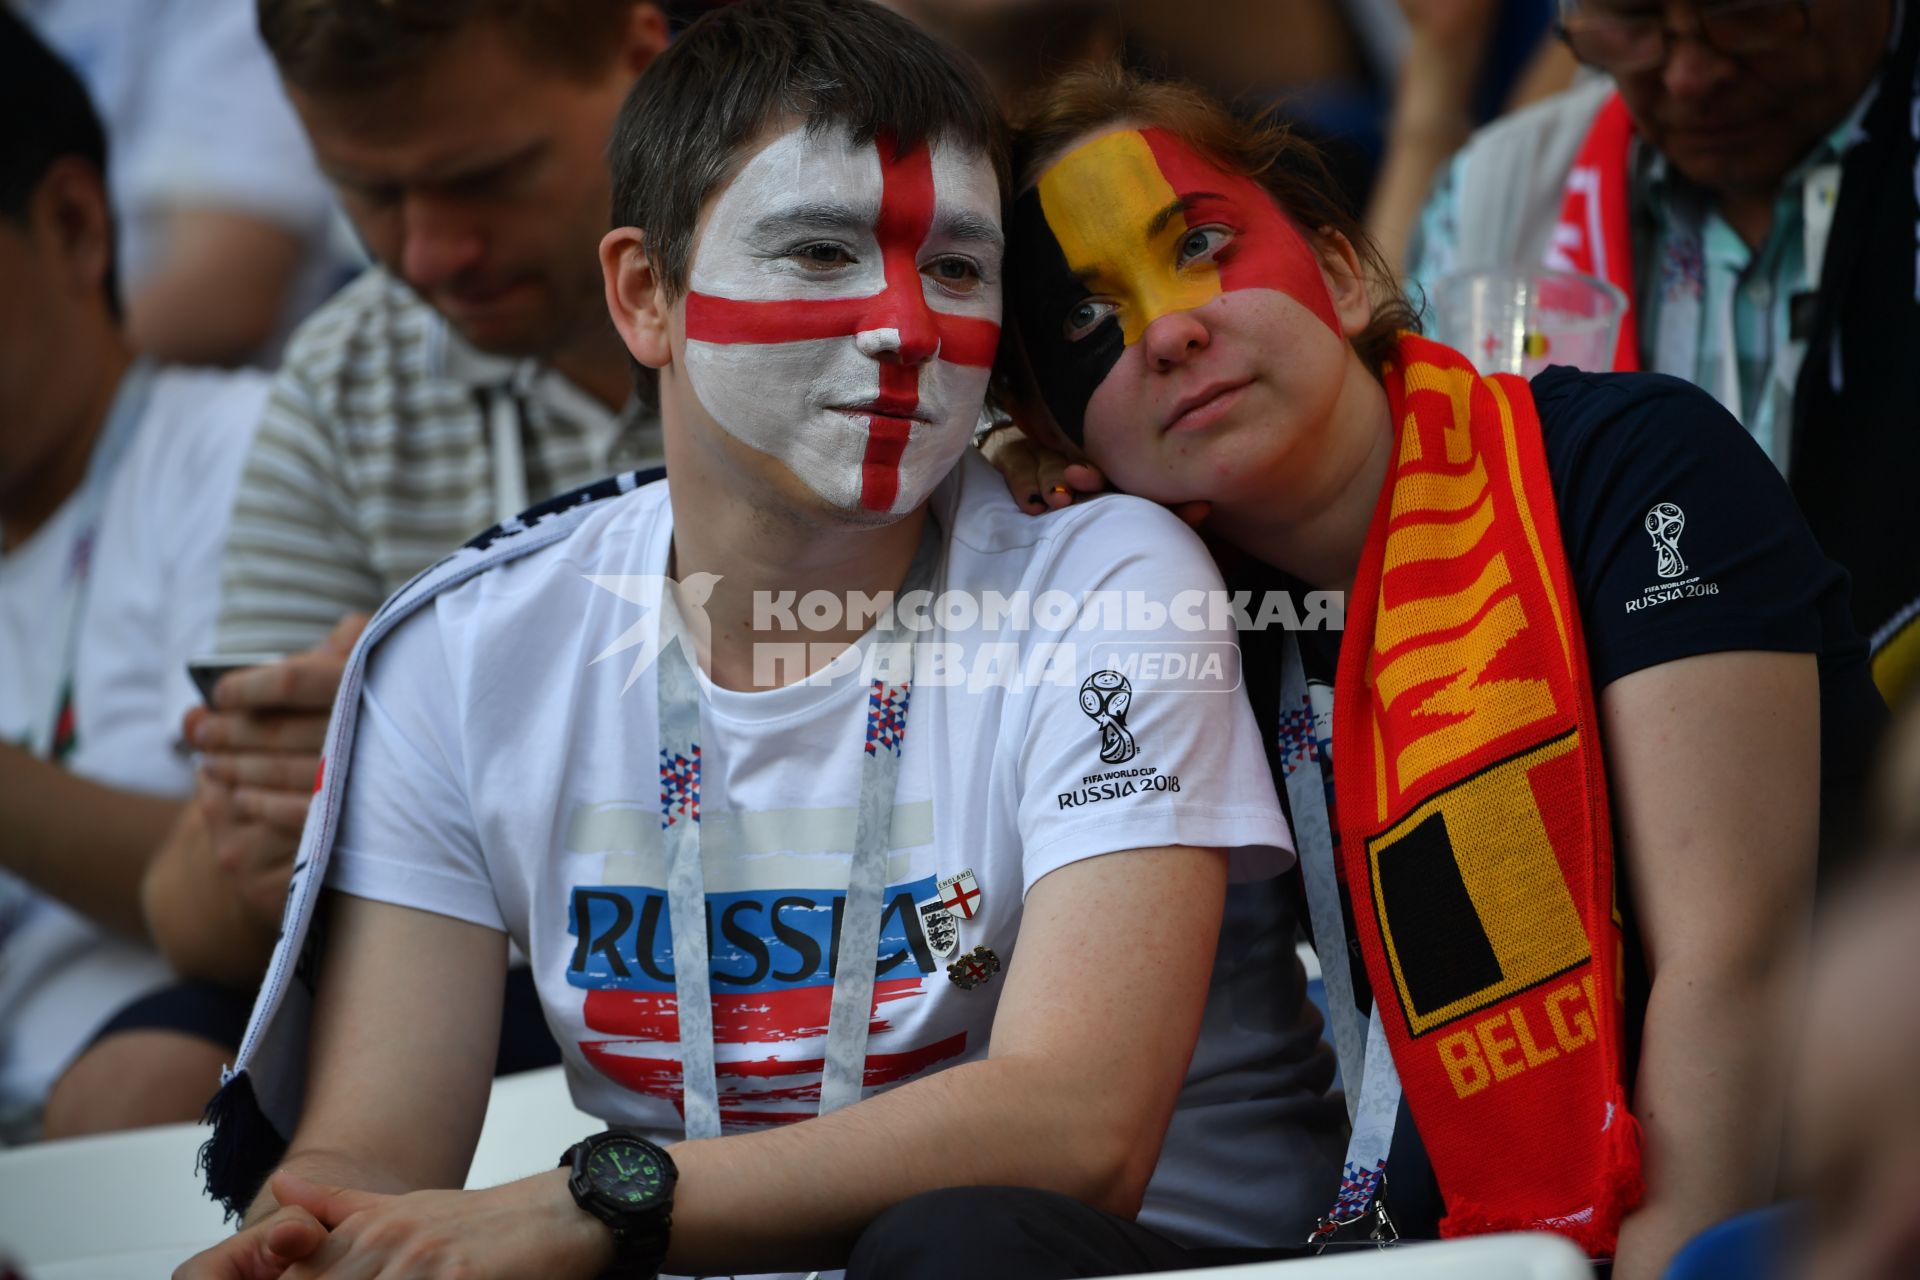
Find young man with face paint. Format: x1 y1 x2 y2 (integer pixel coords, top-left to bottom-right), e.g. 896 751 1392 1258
909 68 1886 1280
179 7 1343 1278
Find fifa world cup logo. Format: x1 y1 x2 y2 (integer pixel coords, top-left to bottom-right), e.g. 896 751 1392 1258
1079 670 1138 764
1645 502 1688 580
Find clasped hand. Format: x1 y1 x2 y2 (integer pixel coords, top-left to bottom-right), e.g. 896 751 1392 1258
174 1169 610 1280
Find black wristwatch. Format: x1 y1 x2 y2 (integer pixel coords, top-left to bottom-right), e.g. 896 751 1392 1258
559 1128 677 1280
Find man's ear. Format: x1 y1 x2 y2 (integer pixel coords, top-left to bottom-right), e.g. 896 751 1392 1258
621 3 671 74
33 157 113 309
601 226 673 369
1314 229 1372 340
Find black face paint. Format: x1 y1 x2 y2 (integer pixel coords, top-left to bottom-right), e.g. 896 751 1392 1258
1007 189 1123 447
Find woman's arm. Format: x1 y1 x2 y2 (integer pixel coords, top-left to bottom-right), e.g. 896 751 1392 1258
141 797 282 987
0 742 182 939
1600 649 1819 1280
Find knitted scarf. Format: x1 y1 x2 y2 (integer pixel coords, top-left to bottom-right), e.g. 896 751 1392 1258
1335 334 1641 1252
1546 13 1920 698
1543 93 1638 374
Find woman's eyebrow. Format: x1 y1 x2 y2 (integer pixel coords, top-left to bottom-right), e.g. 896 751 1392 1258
1147 193 1225 239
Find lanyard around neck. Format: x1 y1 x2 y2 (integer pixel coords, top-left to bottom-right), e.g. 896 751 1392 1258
1278 633 1405 1246
29 359 155 760
657 518 940 1138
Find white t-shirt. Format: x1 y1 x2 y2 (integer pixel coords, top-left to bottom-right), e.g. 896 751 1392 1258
0 365 268 1118
329 451 1340 1251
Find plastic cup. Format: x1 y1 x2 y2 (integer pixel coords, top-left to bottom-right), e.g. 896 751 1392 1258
1429 268 1629 378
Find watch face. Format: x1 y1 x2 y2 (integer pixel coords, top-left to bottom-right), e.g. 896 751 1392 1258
587 1139 670 1208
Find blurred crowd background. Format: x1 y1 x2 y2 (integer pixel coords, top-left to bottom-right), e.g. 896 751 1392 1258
10 0 1575 373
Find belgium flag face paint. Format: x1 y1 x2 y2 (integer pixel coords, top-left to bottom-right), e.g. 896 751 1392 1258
1009 128 1341 445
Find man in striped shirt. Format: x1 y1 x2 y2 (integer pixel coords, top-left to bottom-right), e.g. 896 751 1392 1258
96 1 674 1117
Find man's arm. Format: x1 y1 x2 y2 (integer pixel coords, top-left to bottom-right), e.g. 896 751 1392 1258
141 797 282 987
662 841 1227 1272
1601 649 1818 1280
180 843 1227 1278
0 742 181 938
173 894 508 1280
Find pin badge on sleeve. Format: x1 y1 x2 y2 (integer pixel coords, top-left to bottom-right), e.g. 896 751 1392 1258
947 945 1001 990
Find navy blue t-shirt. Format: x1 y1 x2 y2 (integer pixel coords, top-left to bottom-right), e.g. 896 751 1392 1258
1254 367 1885 1238
1527 366 1882 843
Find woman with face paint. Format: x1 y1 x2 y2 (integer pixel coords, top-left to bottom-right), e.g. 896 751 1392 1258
914 66 1886 1280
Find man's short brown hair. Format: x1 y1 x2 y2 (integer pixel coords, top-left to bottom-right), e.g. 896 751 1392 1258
609 0 1005 304
258 0 646 93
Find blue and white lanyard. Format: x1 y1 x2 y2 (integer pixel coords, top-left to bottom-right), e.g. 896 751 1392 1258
659 521 939 1138
1278 633 1403 1245
27 358 154 760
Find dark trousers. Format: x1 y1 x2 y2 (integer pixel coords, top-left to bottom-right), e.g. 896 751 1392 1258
846 1187 1306 1280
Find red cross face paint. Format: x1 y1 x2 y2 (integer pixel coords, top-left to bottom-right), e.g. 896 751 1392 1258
684 124 1003 516
1008 128 1340 444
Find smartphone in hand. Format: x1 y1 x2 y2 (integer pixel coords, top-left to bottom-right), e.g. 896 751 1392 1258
186 654 285 706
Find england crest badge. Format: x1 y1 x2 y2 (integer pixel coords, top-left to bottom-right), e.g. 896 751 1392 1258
946 945 1001 990
937 868 982 920
918 896 959 959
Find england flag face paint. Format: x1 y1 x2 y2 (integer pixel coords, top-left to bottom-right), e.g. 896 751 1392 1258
683 123 1003 517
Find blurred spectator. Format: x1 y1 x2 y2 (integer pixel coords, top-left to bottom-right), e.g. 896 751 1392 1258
881 0 1572 219
16 0 357 366
104 0 670 1111
1784 684 1920 1279
1869 692 1920 853
0 12 267 1139
876 0 1123 106
1123 0 1571 222
1125 0 1383 205
1406 0 1918 704
1366 0 1578 275
1791 856 1920 1280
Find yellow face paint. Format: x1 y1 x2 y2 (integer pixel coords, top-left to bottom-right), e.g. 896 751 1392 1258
1034 130 1222 346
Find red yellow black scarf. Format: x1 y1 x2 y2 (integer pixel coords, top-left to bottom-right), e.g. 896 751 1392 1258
1545 93 1638 374
1334 334 1642 1251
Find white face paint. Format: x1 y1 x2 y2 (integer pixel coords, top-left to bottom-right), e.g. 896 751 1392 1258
682 122 1003 517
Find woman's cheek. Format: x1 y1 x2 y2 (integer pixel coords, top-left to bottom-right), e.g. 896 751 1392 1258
1082 369 1197 506
1078 368 1137 467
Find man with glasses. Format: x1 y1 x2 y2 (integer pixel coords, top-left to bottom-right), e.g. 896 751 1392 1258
1407 0 1919 705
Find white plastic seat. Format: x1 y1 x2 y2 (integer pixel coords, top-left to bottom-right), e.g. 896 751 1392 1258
0 1064 595 1274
